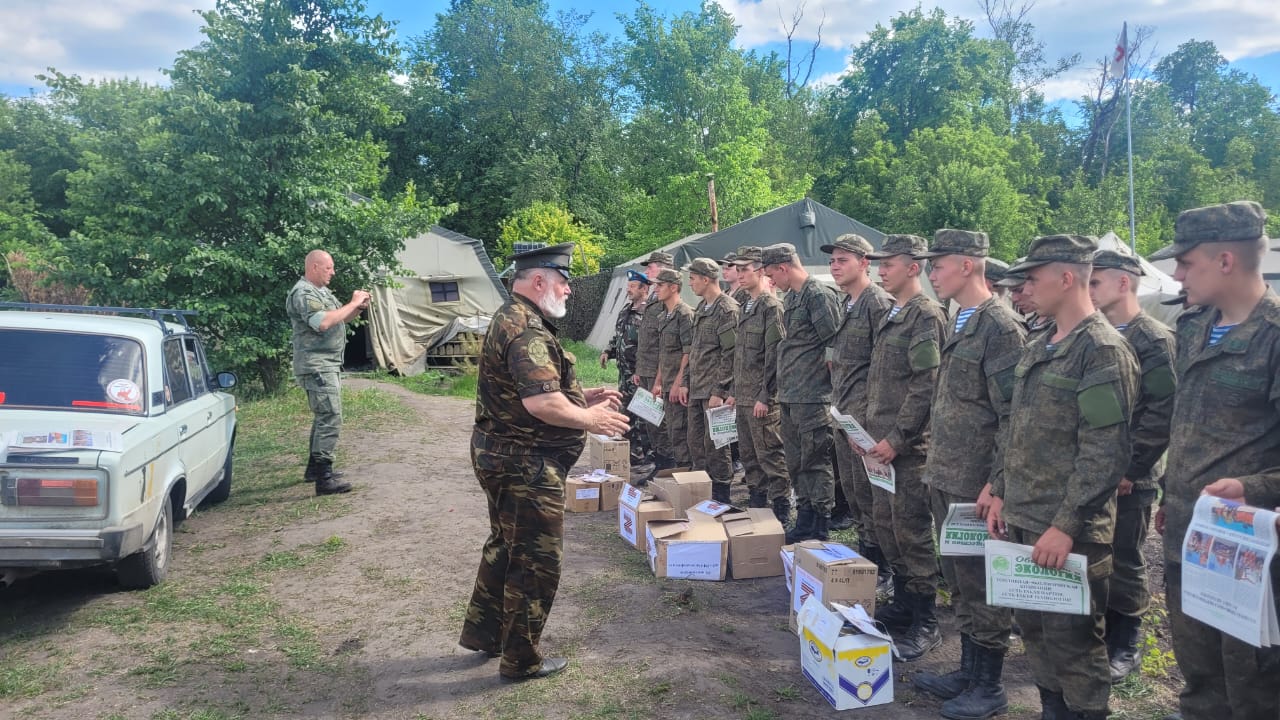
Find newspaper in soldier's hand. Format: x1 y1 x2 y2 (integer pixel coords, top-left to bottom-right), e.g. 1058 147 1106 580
829 407 895 493
706 404 738 449
628 388 665 426
940 503 990 556
985 540 1090 615
1180 495 1280 647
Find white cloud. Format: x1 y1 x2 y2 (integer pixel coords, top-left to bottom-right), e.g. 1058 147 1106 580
717 0 1280 100
0 1 214 91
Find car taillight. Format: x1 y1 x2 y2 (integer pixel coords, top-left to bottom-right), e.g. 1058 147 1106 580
4 477 100 507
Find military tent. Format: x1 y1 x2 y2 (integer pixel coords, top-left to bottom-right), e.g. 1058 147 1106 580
583 199 886 349
363 225 508 375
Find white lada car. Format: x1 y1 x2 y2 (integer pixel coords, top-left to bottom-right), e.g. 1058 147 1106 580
0 303 237 588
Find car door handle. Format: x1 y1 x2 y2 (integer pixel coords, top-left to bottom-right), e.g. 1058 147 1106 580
179 425 189 436
206 412 213 422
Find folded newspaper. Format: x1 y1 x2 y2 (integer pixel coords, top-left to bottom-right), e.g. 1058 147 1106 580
627 388 665 426
829 407 896 493
1180 495 1280 647
985 540 1090 615
706 404 738 449
940 503 990 556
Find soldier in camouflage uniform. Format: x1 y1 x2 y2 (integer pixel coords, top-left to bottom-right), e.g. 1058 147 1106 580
601 270 654 473
460 243 630 682
728 247 791 521
652 268 695 467
986 235 1139 720
286 249 369 496
1148 201 1280 720
761 243 842 542
859 234 948 662
686 258 740 502
1088 249 1177 683
823 234 894 584
634 252 676 468
912 230 1026 716
723 248 752 306
984 258 1010 300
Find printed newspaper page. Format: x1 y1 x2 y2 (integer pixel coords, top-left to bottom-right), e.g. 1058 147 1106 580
1180 495 1280 647
628 388 665 426
985 540 1090 615
940 503 990 556
829 407 896 493
706 405 738 449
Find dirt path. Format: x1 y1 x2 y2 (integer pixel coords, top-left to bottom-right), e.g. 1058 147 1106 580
1 379 1180 719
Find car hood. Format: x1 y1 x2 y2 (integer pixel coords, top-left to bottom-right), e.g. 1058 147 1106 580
0 410 141 455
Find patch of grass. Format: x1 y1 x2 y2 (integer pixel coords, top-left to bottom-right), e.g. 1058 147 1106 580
744 708 780 720
484 660 659 720
771 685 801 701
562 340 615 388
0 659 64 698
276 619 324 669
150 709 245 720
127 648 181 688
1139 607 1177 678
377 368 478 399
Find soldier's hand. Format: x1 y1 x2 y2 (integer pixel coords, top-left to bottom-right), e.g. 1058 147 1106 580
754 401 768 418
1117 478 1134 497
652 382 663 397
599 352 608 369
352 290 371 307
868 439 897 465
585 386 622 409
587 404 630 437
975 483 996 520
985 496 1007 540
631 374 641 386
673 386 689 406
1031 527 1074 570
708 395 723 409
1154 505 1166 535
1201 477 1246 502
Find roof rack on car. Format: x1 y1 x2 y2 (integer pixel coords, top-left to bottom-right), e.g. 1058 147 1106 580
0 302 199 335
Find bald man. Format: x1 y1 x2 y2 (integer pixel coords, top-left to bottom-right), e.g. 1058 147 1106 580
286 249 369 495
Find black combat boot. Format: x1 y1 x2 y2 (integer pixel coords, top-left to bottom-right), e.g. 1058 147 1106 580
305 454 345 483
874 576 913 633
1106 609 1143 683
772 496 792 526
1070 710 1110 720
829 511 855 531
940 644 1008 719
712 482 732 504
1037 686 1071 720
862 543 894 598
812 514 830 541
314 460 353 495
915 633 975 699
785 507 815 544
748 489 768 508
895 590 943 662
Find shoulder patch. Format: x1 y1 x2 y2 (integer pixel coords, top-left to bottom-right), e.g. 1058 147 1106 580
1141 364 1175 400
764 324 782 345
909 339 941 371
1078 383 1126 429
527 338 550 367
719 329 736 350
307 298 323 313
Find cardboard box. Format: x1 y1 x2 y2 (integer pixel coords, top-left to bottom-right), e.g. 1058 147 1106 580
781 545 796 593
651 470 712 517
569 471 626 511
790 541 878 633
720 509 786 579
565 476 600 513
646 518 728 581
798 596 894 710
588 434 631 478
617 483 675 553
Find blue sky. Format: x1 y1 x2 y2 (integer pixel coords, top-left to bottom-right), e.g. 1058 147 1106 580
2 0 1278 109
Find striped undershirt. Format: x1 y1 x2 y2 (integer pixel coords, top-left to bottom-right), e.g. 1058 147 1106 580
1208 324 1237 346
954 307 977 333
887 306 902 320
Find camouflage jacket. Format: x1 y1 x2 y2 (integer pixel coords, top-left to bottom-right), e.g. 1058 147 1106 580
688 292 740 400
1118 312 1177 491
865 294 946 457
732 292 784 406
777 276 841 404
656 301 694 391
473 293 586 456
606 300 646 382
731 286 750 306
286 277 345 375
830 283 894 418
995 313 1138 543
635 289 663 378
925 297 1026 498
1162 291 1280 566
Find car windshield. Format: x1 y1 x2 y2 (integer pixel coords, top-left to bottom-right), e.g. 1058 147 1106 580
0 330 147 415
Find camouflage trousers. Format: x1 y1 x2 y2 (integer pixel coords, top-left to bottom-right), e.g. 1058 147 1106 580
872 453 938 595
662 391 690 467
1009 526 1112 715
735 403 789 502
298 370 342 462
929 487 1011 650
459 444 571 678
687 398 733 487
640 376 673 465
833 425 877 547
780 403 836 515
1109 489 1156 617
1166 563 1280 720
618 375 653 465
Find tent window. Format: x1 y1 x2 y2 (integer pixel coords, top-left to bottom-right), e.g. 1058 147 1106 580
430 281 460 303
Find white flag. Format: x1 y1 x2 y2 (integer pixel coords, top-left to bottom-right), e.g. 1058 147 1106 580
1110 22 1128 79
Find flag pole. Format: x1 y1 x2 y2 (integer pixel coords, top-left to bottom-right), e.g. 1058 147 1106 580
1123 22 1137 251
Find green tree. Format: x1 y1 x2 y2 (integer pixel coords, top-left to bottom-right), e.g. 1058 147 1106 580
496 201 605 275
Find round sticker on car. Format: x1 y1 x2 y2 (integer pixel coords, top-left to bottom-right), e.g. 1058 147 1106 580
107 379 141 405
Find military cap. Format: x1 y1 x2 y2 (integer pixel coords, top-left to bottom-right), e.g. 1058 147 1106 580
1149 200 1269 261
1092 249 1145 276
867 234 929 260
626 269 651 285
512 242 574 279
760 243 799 266
732 246 763 265
985 257 1010 283
916 229 990 259
1160 290 1189 306
687 257 721 279
820 233 874 256
1008 235 1097 273
654 268 682 286
996 258 1028 287
718 251 738 266
644 250 675 267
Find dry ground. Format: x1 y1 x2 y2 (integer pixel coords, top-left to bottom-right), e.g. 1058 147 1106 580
0 379 1181 719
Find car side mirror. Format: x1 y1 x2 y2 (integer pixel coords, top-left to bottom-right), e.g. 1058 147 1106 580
216 372 238 389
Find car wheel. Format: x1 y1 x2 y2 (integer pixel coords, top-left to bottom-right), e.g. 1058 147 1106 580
205 438 234 505
117 497 173 589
